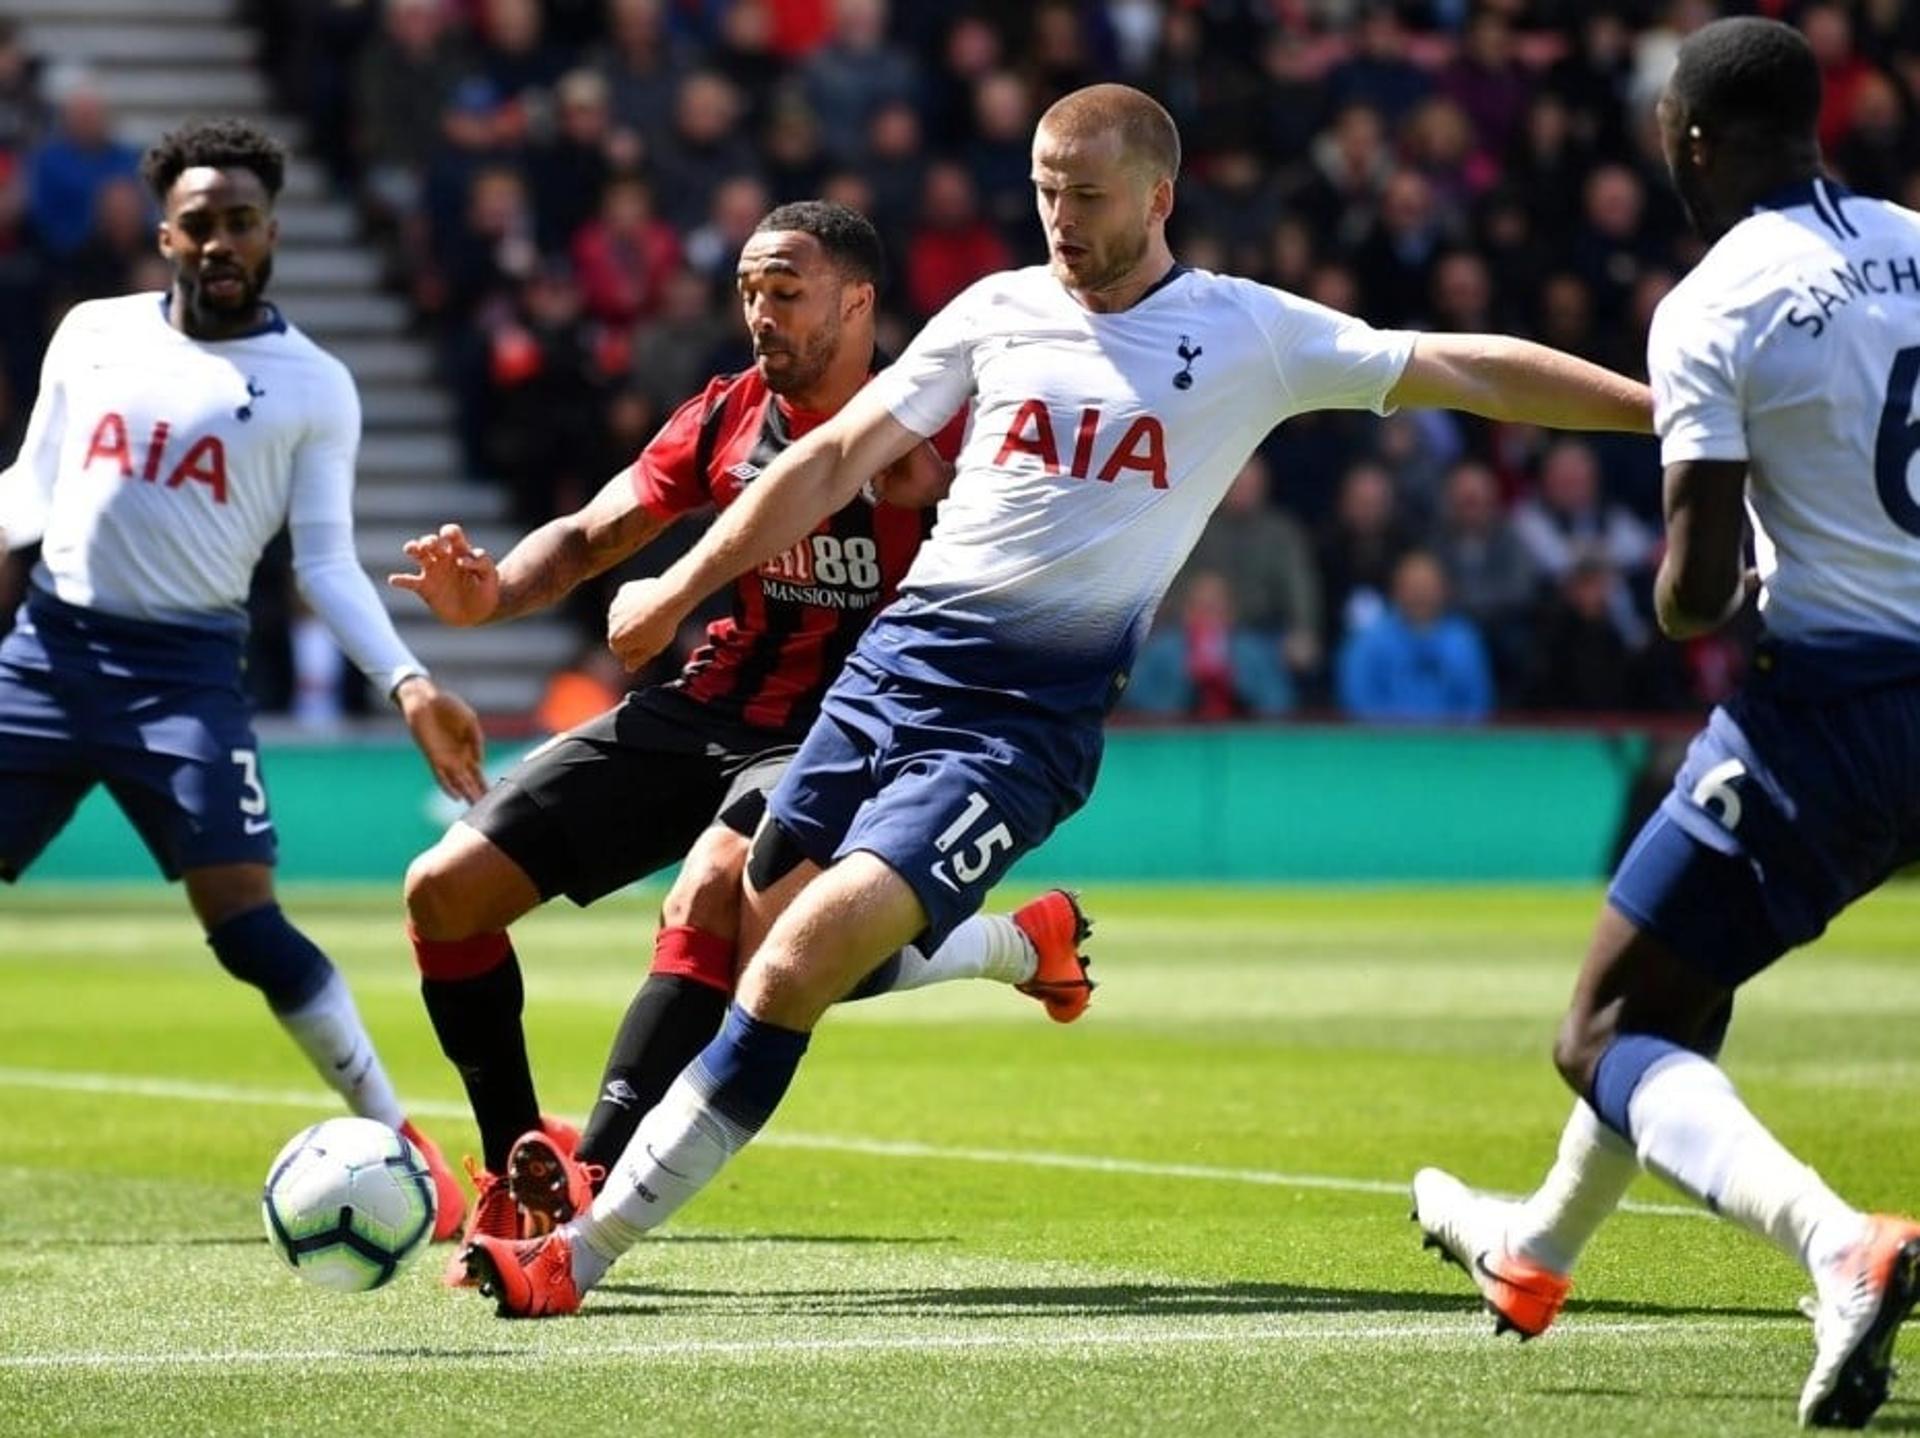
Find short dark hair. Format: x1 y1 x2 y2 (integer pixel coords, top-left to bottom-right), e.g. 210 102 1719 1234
1669 17 1821 143
753 200 885 287
140 118 286 206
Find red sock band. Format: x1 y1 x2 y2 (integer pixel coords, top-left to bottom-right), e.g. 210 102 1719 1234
650 925 735 994
409 924 512 981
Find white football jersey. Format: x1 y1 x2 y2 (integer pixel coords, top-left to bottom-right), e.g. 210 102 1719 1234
865 264 1415 712
0 293 422 690
1649 177 1920 646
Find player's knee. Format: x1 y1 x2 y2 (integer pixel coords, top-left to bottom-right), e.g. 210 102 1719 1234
1552 1007 1610 1097
661 828 747 933
404 844 482 942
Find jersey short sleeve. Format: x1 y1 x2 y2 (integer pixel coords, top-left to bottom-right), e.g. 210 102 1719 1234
1235 280 1417 421
630 378 726 520
0 309 76 548
1648 288 1749 465
865 282 984 437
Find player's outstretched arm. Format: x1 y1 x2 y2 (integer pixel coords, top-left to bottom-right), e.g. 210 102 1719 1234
389 472 670 627
1653 458 1756 639
1386 335 1653 434
607 386 922 670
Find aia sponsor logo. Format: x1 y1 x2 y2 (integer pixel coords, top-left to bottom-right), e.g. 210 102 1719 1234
992 401 1168 489
82 412 229 504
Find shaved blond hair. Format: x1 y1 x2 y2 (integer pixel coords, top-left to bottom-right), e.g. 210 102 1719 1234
1036 83 1181 182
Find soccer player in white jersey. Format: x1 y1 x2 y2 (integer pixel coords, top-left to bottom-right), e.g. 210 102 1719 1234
1411 20 1920 1428
459 82 1650 1316
0 119 485 1237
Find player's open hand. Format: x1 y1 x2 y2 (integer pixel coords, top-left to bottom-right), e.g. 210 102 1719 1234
388 524 499 627
607 577 684 672
395 676 488 802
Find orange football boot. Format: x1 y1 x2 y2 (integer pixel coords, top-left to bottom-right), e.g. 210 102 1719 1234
507 1127 606 1235
398 1119 466 1243
1412 1166 1572 1340
464 1232 583 1318
1011 889 1096 1023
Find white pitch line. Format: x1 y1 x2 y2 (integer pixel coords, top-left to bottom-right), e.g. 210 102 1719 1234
0 1316 1794 1372
0 1065 1706 1218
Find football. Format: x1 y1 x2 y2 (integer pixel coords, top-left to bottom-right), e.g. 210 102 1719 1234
260 1117 438 1292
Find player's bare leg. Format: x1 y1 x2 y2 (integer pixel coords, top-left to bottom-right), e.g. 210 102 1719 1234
1553 903 1919 1427
183 861 462 1238
403 822 568 1266
467 852 925 1314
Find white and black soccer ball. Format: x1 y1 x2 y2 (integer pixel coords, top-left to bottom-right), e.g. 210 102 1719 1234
261 1117 438 1292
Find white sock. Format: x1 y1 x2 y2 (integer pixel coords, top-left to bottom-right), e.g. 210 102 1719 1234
1628 1050 1860 1270
568 1071 752 1289
1507 1101 1638 1273
276 971 405 1129
883 915 1036 993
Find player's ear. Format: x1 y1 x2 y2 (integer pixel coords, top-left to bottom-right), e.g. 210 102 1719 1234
843 278 875 324
155 217 174 260
1148 172 1175 226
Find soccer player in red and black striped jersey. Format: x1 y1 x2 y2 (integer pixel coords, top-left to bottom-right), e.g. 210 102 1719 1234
392 203 1091 1273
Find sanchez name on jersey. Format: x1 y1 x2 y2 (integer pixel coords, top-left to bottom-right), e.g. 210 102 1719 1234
1649 177 1920 663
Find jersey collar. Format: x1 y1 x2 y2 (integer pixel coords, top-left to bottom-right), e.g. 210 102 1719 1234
1751 176 1858 238
153 290 289 339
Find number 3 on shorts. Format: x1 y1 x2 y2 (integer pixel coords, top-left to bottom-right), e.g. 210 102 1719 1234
231 748 272 832
931 790 1013 891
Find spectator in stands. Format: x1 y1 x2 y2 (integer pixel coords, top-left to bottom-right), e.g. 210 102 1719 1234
531 68 629 250
475 0 568 109
352 0 472 223
1429 459 1539 690
1354 169 1448 327
710 0 785 125
570 174 681 329
1805 3 1875 155
438 162 537 322
651 72 757 230
421 77 531 292
1523 552 1643 713
1512 437 1656 648
1170 455 1325 692
1182 141 1284 279
966 70 1039 255
594 0 684 150
858 98 927 261
0 18 47 155
1440 9 1531 163
801 0 919 166
0 151 44 423
481 261 609 521
1570 163 1659 326
26 72 138 258
1506 92 1591 247
683 173 772 282
60 173 150 305
1279 101 1391 250
1337 550 1493 724
1025 0 1104 107
1833 70 1918 200
1326 7 1431 128
761 95 828 206
626 265 730 415
905 161 1009 321
1319 460 1416 653
1126 571 1296 721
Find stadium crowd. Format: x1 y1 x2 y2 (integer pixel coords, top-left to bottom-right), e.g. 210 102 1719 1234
10 1 1920 721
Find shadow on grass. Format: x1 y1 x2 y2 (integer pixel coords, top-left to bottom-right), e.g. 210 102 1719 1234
591 1278 1793 1323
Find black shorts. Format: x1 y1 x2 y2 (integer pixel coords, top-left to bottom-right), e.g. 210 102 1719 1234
463 688 798 906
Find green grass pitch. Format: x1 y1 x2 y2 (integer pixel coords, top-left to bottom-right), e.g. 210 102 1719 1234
2 882 1915 1436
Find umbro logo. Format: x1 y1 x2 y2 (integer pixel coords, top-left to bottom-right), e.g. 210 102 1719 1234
726 460 762 483
601 1079 638 1108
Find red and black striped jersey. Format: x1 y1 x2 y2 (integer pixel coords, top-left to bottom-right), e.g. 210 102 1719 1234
628 366 938 738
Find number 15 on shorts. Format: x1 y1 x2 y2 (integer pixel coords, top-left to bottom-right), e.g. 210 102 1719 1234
930 790 1012 893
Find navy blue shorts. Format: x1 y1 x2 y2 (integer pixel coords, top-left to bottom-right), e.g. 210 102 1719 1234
1609 676 1920 985
766 653 1102 949
0 653 276 882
